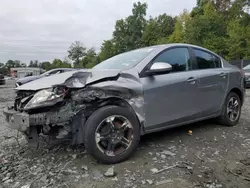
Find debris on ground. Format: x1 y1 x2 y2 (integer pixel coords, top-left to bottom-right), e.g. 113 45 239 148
1 81 250 187
161 150 176 157
155 179 173 186
188 130 193 135
104 166 116 177
146 179 153 185
150 168 159 173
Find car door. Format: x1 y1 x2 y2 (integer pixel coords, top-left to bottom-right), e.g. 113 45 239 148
191 48 228 116
140 47 201 131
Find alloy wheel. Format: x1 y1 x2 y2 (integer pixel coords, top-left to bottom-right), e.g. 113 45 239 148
95 115 133 157
227 97 240 122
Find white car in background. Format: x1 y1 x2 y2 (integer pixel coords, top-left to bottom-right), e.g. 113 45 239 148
15 68 75 87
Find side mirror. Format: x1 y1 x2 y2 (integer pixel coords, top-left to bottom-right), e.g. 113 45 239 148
45 73 49 77
145 62 172 76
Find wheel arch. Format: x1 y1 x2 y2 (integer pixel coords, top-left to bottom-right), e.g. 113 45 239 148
229 87 244 106
84 97 145 135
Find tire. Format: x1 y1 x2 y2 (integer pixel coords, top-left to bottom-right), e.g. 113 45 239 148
84 105 141 164
217 92 242 126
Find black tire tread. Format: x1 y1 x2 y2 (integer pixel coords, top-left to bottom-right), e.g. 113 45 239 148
84 105 140 164
217 92 241 126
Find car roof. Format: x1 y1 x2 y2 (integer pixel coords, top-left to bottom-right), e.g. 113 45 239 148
51 68 75 71
141 43 222 58
150 43 215 51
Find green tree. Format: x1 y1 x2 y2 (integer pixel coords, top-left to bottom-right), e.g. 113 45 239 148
92 0 250 63
99 40 117 61
226 19 250 59
13 60 21 67
52 59 63 69
195 0 231 12
29 60 39 67
81 48 100 68
68 41 86 67
5 60 21 68
5 60 15 69
166 10 190 43
29 60 34 67
0 62 7 75
185 2 227 55
40 61 52 71
142 14 175 46
34 60 39 67
20 63 26 67
113 2 148 53
62 58 72 68
51 59 72 69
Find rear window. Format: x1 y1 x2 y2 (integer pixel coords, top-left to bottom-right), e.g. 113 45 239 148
194 49 221 69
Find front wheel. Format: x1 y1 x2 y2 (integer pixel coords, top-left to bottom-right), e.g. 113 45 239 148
84 105 140 164
217 92 242 126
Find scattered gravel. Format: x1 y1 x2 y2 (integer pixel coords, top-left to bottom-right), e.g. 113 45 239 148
0 80 250 188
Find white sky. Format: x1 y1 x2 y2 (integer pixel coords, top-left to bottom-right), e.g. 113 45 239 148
0 0 196 63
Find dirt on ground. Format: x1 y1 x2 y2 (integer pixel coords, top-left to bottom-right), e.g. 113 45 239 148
0 80 250 188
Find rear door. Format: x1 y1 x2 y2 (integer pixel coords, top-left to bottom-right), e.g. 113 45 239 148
191 48 228 116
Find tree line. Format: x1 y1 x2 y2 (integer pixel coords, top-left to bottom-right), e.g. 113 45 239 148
1 0 250 75
99 0 250 61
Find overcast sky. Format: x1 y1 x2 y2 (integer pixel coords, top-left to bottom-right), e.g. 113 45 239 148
0 0 196 64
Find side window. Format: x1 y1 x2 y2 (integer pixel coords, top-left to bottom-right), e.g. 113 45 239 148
48 70 60 76
194 49 221 69
153 48 191 72
214 56 221 68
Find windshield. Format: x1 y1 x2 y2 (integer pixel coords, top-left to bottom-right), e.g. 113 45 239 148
40 69 61 77
93 47 156 70
40 70 50 76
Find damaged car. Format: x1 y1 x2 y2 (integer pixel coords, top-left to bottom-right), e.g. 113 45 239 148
3 44 245 164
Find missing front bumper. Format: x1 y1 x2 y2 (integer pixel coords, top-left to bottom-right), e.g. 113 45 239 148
3 108 29 132
3 103 86 146
3 105 74 131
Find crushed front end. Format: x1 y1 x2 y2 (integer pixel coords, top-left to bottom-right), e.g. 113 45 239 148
3 70 145 149
3 87 81 148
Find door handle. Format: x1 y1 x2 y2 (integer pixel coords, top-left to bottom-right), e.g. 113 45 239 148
187 77 196 84
220 72 226 78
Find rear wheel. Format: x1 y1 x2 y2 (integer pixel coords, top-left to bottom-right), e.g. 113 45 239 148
217 92 241 126
84 105 140 164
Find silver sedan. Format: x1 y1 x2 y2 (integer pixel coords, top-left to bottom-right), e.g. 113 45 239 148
3 43 245 164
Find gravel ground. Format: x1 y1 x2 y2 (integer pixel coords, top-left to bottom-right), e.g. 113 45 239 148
0 80 250 188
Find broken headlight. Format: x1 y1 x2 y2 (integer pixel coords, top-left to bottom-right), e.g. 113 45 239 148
24 88 65 110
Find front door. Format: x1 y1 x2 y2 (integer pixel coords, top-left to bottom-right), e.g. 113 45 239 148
140 47 201 131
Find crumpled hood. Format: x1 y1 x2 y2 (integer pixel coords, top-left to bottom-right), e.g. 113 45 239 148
16 75 40 84
15 69 121 91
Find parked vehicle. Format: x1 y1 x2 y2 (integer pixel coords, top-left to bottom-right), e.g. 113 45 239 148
4 76 14 80
0 74 6 85
243 64 250 88
3 44 245 164
15 68 75 87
